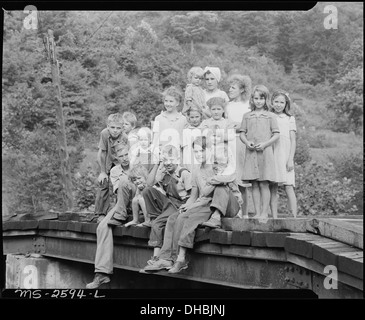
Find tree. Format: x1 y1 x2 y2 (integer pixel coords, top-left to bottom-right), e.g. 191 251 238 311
169 11 218 54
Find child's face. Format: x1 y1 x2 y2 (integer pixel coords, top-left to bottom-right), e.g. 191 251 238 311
272 94 286 114
138 132 150 149
213 154 228 174
116 148 130 167
123 120 134 134
188 110 202 127
164 95 179 113
131 175 147 190
108 122 123 139
193 144 208 165
228 83 242 100
162 153 179 173
205 74 218 92
253 91 266 110
210 105 224 120
191 74 202 86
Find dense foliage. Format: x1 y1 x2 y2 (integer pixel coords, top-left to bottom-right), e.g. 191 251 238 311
2 5 363 215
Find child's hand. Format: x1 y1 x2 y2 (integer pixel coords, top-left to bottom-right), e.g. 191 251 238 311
254 142 267 152
286 159 294 172
246 141 255 150
98 172 108 184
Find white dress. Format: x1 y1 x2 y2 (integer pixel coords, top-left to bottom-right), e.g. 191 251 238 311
225 100 251 181
272 113 297 186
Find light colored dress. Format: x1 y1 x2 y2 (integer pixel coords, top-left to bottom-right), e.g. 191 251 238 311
182 84 206 115
272 113 297 186
226 100 251 181
239 111 280 182
152 111 187 149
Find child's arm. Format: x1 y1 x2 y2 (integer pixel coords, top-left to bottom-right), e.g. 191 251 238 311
287 130 296 171
239 132 255 150
97 148 108 183
255 132 280 151
255 114 280 151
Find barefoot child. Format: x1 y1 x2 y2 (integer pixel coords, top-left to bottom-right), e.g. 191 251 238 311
182 67 206 116
239 85 280 220
182 105 203 173
125 164 151 227
269 90 297 218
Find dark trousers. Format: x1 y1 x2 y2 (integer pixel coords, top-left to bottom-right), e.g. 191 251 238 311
94 178 113 216
143 187 184 248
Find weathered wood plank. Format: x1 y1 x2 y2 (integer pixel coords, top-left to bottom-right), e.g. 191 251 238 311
223 217 308 233
210 230 232 245
231 231 251 246
312 242 359 267
337 252 363 280
306 218 363 249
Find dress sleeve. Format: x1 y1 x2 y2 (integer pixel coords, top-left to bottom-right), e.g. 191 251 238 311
221 90 230 103
270 114 280 134
289 116 297 132
239 114 248 133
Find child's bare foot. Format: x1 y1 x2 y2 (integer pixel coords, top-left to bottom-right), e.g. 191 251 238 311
137 221 152 227
124 220 138 227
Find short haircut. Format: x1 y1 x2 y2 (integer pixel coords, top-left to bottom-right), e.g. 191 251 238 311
128 164 149 180
186 104 203 117
138 127 152 140
107 113 124 125
162 86 183 106
187 67 204 82
115 144 129 154
206 97 226 109
122 111 137 128
227 74 252 102
192 136 211 150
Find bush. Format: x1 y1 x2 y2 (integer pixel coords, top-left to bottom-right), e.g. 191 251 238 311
308 132 336 149
73 167 97 210
295 161 359 216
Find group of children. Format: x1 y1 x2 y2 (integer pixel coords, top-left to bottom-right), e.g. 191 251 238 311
86 66 298 287
94 66 297 226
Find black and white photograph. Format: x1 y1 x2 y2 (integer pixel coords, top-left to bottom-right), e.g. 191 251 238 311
2 1 363 305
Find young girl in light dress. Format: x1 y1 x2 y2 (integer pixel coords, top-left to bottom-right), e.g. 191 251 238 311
269 90 297 218
225 74 252 182
239 85 280 220
181 67 206 116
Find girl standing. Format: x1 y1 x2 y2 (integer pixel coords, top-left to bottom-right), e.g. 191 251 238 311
182 105 203 173
239 85 280 219
202 66 229 119
225 74 252 181
152 86 187 154
269 90 297 218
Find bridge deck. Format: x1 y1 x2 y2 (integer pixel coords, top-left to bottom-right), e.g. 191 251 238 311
2 214 363 298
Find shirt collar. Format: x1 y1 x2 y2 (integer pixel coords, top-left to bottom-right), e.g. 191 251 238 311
161 111 183 121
